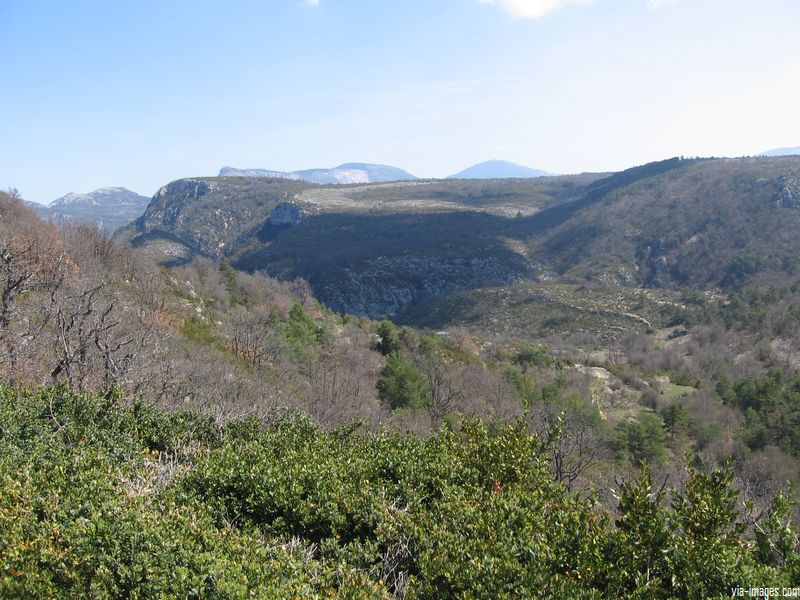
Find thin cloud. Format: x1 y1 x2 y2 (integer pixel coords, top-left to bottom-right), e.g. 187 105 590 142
306 0 319 6
476 0 593 19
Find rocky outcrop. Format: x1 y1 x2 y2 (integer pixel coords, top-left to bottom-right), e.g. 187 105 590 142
269 202 304 226
777 174 800 208
142 179 210 232
121 177 312 263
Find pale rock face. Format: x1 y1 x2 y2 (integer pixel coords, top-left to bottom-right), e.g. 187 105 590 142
778 175 800 207
219 167 301 180
654 256 669 273
316 169 370 184
269 202 303 226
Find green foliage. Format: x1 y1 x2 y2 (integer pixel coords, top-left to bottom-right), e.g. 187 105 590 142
218 258 242 306
1 384 797 598
280 303 327 354
614 413 667 465
180 316 221 347
668 469 746 596
606 466 756 598
719 369 800 456
662 402 691 438
376 352 427 409
504 365 529 399
606 468 671 596
180 417 610 597
514 344 553 369
0 386 385 598
531 382 562 405
753 490 800 580
375 318 401 356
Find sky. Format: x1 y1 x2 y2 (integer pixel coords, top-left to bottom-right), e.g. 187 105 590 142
1 0 799 204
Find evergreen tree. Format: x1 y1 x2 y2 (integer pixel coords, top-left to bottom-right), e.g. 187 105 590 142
376 352 427 409
375 318 401 356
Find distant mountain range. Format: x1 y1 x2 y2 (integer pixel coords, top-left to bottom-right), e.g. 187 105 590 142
34 187 150 233
220 159 551 183
219 163 418 184
448 160 549 179
759 147 800 157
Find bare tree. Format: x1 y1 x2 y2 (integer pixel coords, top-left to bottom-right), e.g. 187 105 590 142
49 283 139 391
305 345 374 428
0 197 70 377
290 277 313 307
447 326 474 354
530 405 604 489
419 351 463 430
60 221 117 272
459 364 521 421
226 311 282 368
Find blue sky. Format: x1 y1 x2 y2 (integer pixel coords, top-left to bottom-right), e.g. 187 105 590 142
1 0 798 203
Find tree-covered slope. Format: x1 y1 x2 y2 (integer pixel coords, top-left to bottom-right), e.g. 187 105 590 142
528 156 800 289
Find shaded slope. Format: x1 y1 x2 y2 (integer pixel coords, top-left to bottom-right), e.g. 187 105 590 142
235 210 533 317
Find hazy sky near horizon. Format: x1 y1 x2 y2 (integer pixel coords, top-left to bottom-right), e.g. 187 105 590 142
1 0 799 204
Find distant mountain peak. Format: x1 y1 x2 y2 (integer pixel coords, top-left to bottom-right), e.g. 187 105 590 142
50 187 145 207
759 147 800 157
219 163 418 184
447 160 549 179
37 187 151 233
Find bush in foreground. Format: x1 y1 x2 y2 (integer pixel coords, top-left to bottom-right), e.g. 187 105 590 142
0 385 797 598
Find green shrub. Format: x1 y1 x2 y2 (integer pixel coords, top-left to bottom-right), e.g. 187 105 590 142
376 352 427 410
0 385 797 598
280 303 328 354
181 316 221 347
375 318 401 356
614 413 667 465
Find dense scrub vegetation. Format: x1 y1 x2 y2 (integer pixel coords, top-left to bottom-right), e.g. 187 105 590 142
1 385 798 598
